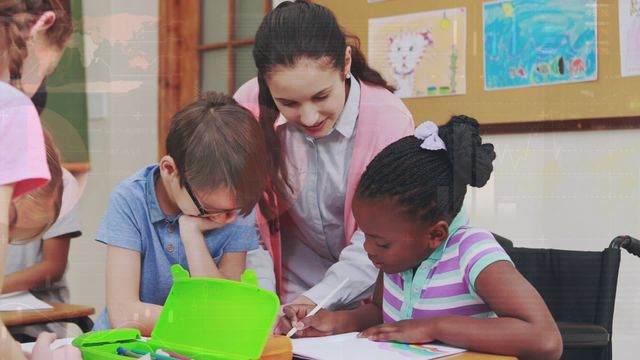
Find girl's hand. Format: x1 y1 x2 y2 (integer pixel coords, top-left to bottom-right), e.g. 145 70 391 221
30 332 82 360
276 304 340 337
358 319 435 344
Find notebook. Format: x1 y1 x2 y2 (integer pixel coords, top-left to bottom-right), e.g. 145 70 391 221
0 291 53 311
292 332 466 360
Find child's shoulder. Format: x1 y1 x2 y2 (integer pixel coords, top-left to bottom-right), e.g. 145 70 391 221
109 164 158 203
0 81 31 107
448 226 498 251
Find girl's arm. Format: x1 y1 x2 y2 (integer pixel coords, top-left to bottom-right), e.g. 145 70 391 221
106 245 162 336
2 235 70 294
1 184 13 290
362 261 563 360
296 230 378 309
0 184 27 359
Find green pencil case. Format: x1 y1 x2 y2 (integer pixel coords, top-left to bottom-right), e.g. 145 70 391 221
73 265 285 359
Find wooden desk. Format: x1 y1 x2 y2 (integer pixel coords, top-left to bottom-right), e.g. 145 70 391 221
447 352 517 359
295 353 515 360
0 302 95 332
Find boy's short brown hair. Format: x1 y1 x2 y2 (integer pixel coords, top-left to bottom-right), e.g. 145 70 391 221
165 92 269 216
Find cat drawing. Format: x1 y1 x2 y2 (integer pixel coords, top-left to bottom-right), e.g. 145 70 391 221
388 30 433 97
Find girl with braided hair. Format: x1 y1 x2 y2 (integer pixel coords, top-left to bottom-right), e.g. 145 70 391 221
1 1 78 358
281 116 562 360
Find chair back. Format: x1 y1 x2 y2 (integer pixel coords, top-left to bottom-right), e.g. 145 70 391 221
507 247 620 329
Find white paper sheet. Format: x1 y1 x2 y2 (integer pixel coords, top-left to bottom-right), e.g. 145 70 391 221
0 291 53 312
292 332 466 360
619 0 640 77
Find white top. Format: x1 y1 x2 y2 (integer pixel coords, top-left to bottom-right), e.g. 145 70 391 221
278 78 377 308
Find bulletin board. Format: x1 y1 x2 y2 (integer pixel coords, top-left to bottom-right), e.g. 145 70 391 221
316 0 640 133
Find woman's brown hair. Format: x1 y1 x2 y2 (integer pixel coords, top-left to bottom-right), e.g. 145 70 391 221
252 0 394 231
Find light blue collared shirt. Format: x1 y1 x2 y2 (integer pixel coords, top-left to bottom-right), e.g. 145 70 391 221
92 164 259 330
278 77 377 308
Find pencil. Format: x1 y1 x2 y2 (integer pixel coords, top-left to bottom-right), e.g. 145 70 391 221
286 277 349 337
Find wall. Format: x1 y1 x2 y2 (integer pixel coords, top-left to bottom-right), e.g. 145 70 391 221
316 0 640 126
65 0 159 334
466 130 640 359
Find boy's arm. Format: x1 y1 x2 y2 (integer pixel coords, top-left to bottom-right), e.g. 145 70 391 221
2 235 70 294
106 245 162 336
217 252 246 281
361 262 563 360
178 215 228 279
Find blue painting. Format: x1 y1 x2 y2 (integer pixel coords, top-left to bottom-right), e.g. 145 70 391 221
483 0 597 90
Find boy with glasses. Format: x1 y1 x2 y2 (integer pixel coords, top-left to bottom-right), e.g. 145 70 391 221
92 92 270 335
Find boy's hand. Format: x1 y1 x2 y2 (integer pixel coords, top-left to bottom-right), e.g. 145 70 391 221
276 304 341 338
179 215 225 234
30 332 82 360
358 319 435 343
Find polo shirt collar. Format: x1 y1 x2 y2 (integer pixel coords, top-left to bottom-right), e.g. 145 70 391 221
424 209 470 263
145 165 170 223
333 75 359 138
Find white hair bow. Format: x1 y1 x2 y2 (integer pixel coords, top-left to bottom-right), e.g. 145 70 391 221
414 121 446 151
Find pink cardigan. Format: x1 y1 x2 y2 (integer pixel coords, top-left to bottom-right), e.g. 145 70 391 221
234 78 414 294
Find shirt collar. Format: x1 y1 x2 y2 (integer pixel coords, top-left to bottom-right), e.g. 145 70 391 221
275 75 360 139
333 75 360 138
145 165 171 223
424 209 470 262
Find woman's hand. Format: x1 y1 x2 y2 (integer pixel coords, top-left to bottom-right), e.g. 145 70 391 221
359 319 435 344
29 332 82 360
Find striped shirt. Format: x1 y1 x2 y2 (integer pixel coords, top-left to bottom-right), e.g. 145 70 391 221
382 213 513 323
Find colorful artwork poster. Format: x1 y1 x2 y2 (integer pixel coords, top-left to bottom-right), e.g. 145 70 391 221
483 0 597 90
368 8 467 99
619 0 640 77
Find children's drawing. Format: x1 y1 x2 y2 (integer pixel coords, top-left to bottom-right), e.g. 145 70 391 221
619 0 640 77
483 0 597 90
378 342 451 358
292 332 467 360
388 30 433 97
369 8 466 98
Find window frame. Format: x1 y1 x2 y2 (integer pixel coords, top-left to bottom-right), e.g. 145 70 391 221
158 0 271 157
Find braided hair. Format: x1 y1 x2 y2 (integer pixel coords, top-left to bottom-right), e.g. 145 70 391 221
0 0 73 90
356 115 496 224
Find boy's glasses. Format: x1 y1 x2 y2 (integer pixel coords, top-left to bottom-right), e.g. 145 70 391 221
183 179 242 220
